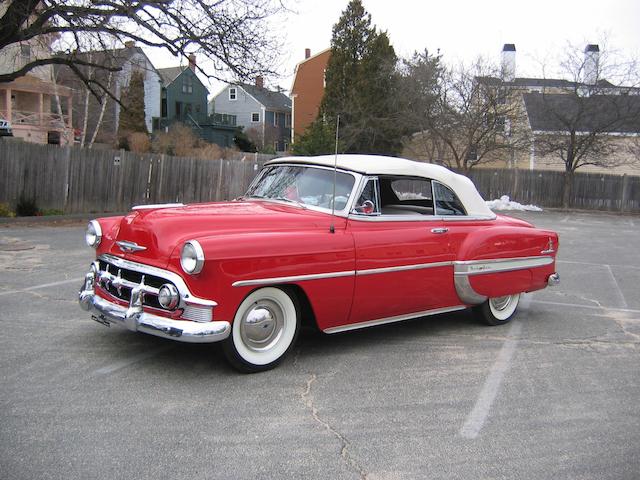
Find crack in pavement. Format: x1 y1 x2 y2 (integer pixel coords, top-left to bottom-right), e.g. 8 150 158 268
301 374 368 480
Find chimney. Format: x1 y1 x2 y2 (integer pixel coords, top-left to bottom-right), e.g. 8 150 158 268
501 43 516 82
305 48 311 59
124 40 135 48
188 53 196 71
255 75 264 89
584 44 600 84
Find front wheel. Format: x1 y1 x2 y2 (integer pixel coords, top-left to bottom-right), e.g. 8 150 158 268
223 287 300 373
473 293 521 326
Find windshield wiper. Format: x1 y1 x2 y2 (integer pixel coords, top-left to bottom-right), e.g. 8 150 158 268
274 196 306 209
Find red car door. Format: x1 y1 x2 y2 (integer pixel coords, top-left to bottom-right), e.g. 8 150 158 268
339 175 463 329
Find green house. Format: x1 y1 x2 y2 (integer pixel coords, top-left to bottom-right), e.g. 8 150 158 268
157 62 208 124
153 57 236 147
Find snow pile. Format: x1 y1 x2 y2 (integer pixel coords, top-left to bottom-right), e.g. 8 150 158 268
485 195 542 212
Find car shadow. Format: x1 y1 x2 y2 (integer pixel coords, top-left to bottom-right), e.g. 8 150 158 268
91 308 504 376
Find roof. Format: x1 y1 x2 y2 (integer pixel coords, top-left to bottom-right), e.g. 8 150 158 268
157 66 186 87
291 48 331 95
69 46 150 71
477 76 616 89
238 83 291 111
265 155 495 218
524 93 640 134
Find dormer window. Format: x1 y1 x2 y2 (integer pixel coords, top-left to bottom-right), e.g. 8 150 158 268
229 87 237 101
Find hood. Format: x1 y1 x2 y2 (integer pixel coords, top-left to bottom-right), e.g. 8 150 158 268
106 201 332 266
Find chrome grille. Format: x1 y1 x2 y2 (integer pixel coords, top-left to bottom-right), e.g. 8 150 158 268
97 258 171 310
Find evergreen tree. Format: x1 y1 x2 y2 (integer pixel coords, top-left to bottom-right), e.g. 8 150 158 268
291 118 338 156
318 0 401 155
117 70 147 148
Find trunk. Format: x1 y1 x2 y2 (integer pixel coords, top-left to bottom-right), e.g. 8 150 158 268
80 88 90 147
88 72 112 148
562 170 573 209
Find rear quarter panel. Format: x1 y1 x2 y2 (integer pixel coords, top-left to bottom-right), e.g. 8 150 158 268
448 218 558 299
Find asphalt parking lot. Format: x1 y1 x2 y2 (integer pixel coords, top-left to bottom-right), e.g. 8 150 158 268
1 210 639 480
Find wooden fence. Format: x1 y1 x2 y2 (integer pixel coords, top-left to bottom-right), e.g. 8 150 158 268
0 140 638 213
0 141 274 213
467 168 640 213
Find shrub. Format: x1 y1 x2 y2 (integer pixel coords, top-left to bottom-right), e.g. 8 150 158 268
127 132 151 153
15 195 39 216
0 203 15 217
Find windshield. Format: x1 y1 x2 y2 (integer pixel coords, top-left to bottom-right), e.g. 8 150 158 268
245 165 356 211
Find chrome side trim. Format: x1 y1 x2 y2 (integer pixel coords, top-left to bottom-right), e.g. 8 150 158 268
100 254 216 308
453 275 488 305
454 256 554 276
356 261 452 276
232 270 356 287
323 306 467 334
132 203 185 210
348 214 496 222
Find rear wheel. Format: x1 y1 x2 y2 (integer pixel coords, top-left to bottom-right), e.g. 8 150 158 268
223 287 300 373
473 293 520 326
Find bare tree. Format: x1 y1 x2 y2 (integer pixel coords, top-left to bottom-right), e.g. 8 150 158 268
0 0 287 98
416 59 531 173
532 42 640 207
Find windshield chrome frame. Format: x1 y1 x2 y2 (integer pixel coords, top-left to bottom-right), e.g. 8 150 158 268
243 163 363 218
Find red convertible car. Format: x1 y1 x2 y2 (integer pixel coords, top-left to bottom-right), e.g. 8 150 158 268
79 155 559 372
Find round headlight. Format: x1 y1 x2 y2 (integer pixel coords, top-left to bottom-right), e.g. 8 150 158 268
180 240 205 274
158 284 180 310
85 220 102 248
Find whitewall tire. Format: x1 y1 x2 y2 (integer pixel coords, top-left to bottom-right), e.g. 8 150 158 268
473 293 520 326
223 287 300 373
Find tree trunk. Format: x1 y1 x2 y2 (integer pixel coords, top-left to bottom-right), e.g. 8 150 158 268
562 170 573 209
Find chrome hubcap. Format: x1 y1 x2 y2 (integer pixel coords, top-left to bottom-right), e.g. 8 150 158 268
240 301 284 351
490 295 512 311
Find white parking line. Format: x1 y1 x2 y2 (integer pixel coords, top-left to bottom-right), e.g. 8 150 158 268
558 260 640 270
0 277 82 296
94 346 173 375
531 300 640 314
460 322 522 439
605 264 628 309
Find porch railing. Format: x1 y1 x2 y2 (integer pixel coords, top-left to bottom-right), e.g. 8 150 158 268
0 110 70 129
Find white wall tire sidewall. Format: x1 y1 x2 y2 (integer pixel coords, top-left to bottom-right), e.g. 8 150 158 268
489 294 520 321
232 287 297 367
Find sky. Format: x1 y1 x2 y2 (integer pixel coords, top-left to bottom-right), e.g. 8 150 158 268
149 0 640 98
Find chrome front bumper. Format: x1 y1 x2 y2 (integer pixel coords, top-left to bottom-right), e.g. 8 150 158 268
78 271 230 344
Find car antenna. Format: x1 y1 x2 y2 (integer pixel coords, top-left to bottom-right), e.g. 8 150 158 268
330 114 340 234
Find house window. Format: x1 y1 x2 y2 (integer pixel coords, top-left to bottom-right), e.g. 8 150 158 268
285 113 291 128
20 44 31 60
161 98 167 117
283 141 289 151
251 112 260 122
229 87 237 101
182 75 193 94
273 112 279 126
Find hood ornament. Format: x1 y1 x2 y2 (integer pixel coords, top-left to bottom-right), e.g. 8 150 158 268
116 240 147 253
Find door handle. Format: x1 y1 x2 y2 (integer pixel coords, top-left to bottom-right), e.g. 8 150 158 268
431 227 449 234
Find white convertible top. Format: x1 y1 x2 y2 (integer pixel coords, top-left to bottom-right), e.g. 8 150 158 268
266 154 495 218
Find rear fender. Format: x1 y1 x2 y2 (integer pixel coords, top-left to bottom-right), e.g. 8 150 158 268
455 226 558 303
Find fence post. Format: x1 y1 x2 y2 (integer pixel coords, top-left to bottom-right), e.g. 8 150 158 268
620 174 629 213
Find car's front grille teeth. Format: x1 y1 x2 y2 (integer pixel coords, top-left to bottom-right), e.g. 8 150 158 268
97 259 170 310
